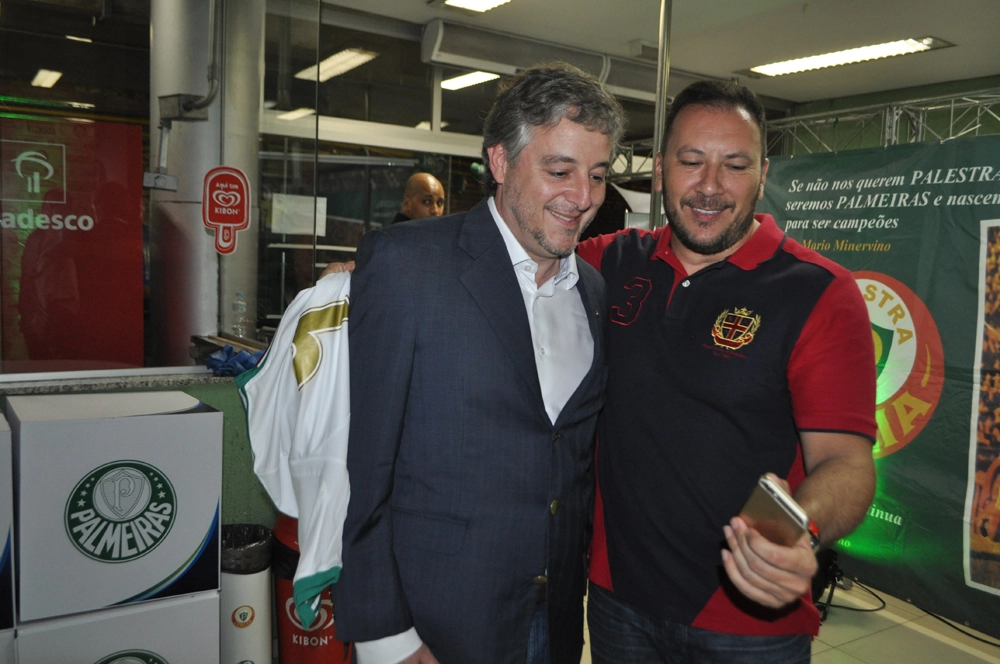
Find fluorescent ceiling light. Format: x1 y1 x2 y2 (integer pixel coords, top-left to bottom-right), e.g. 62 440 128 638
295 48 378 83
441 71 499 91
444 0 512 11
276 108 315 121
749 37 952 77
65 35 92 43
64 101 95 109
415 121 450 130
31 69 62 88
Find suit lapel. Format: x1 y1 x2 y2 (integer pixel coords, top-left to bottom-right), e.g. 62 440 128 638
554 262 605 427
458 200 546 412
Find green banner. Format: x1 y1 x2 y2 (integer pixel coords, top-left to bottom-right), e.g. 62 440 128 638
758 134 1000 635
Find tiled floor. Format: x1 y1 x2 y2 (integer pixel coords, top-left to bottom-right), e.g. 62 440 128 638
579 583 1000 663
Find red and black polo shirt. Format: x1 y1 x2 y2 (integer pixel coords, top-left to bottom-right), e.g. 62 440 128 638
577 214 876 636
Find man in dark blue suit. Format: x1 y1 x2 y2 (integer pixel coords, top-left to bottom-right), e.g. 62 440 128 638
335 63 625 664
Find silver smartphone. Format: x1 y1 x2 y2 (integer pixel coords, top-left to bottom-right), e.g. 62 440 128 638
738 475 809 547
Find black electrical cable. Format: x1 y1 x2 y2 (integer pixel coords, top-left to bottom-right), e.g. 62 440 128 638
822 579 1000 649
818 579 886 613
923 610 1000 649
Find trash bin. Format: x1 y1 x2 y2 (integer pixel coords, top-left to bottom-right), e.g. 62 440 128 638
272 514 351 663
221 523 273 664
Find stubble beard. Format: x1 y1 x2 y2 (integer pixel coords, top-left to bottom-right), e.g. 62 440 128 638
665 194 756 256
508 185 587 260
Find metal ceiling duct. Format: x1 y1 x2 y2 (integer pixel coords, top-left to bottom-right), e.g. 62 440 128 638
421 18 658 102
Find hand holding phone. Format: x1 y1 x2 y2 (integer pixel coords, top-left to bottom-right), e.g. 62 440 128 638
737 475 809 548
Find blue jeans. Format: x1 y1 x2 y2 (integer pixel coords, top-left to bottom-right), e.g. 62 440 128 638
587 584 811 664
526 604 550 664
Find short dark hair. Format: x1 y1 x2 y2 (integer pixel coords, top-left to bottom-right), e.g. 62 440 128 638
662 80 767 161
481 62 626 196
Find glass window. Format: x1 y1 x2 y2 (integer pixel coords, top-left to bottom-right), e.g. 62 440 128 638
255 135 484 340
0 0 150 374
265 13 434 129
0 0 658 375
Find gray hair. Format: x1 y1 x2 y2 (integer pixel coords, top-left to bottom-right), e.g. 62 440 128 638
481 62 626 196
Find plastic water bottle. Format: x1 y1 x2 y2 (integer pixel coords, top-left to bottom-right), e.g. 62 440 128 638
232 291 252 338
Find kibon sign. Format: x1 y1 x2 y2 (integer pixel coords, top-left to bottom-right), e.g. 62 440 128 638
65 461 176 563
203 166 250 254
855 271 944 457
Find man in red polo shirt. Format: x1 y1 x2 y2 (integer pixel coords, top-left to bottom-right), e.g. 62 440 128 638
577 80 876 663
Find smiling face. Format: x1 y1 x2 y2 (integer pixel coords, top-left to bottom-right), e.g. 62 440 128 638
489 117 611 282
657 104 769 265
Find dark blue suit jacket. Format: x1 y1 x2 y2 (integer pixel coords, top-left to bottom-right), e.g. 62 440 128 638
335 199 607 664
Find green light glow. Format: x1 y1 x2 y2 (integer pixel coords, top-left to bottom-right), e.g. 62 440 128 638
0 95 74 109
0 112 52 122
835 482 947 566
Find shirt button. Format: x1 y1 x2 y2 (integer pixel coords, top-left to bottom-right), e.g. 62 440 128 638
539 347 546 355
682 279 691 287
550 499 560 515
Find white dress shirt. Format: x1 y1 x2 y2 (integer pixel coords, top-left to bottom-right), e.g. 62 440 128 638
488 196 594 423
355 198 594 663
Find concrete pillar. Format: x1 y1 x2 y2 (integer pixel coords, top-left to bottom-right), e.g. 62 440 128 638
219 0 264 338
148 0 263 365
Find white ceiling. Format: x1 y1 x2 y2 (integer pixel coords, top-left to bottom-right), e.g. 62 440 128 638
324 0 1000 104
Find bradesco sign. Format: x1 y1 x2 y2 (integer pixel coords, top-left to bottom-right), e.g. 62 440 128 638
0 141 94 231
202 166 250 254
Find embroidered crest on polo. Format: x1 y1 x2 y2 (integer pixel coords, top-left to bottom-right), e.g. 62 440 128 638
65 460 176 563
93 650 169 664
711 307 762 350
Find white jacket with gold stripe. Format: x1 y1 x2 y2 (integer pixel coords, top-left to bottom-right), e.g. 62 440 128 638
237 272 350 628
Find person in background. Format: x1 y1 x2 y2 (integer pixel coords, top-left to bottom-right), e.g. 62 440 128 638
393 172 446 223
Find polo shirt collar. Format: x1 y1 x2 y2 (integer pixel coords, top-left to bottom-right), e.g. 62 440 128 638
651 213 783 272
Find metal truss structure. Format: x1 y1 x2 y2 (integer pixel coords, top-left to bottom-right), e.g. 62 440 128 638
609 139 656 183
767 87 1000 156
609 87 1000 182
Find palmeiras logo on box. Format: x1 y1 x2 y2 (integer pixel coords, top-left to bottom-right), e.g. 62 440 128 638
65 461 177 563
1 140 67 202
93 650 169 664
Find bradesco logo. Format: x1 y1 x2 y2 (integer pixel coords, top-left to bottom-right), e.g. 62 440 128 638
1 140 66 202
0 207 94 231
65 461 176 563
93 650 169 664
2 140 95 231
856 271 944 457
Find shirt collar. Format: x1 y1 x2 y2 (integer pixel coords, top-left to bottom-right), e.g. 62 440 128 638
651 213 784 272
488 197 579 287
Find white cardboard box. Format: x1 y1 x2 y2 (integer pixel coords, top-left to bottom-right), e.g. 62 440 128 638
16 591 219 663
0 415 14 636
6 392 222 622
0 414 13 664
